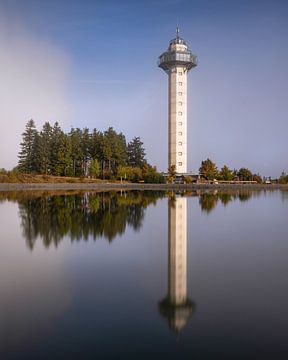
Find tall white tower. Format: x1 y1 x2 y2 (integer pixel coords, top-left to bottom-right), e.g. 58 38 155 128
158 29 197 174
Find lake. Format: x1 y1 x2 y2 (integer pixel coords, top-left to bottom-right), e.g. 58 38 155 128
0 189 288 359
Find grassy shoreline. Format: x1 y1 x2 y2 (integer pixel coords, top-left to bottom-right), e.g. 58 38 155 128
0 182 288 192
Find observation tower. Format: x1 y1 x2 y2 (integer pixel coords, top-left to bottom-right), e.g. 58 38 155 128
158 29 197 174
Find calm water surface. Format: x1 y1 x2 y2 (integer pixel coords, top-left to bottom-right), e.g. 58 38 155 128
0 190 288 359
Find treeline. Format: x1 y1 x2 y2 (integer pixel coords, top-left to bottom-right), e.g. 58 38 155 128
17 119 165 183
198 158 262 183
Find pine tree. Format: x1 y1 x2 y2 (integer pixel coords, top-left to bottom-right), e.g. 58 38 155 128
53 133 72 176
69 128 84 176
89 128 102 161
100 127 125 177
50 122 63 175
36 122 53 174
18 119 38 173
127 137 146 168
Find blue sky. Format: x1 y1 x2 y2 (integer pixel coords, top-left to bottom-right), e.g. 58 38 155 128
0 0 287 176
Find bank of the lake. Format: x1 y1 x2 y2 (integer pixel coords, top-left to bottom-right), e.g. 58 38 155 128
0 182 288 191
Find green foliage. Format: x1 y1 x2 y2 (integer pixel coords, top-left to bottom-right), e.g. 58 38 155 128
69 128 85 176
130 167 142 182
218 165 234 181
279 171 288 184
17 120 149 179
89 159 100 178
183 175 193 184
36 122 53 174
199 161 263 183
18 119 38 173
143 165 165 183
252 173 262 184
237 168 253 181
117 165 128 181
116 166 142 182
101 127 127 178
53 133 73 176
167 164 176 180
199 158 218 180
127 137 146 168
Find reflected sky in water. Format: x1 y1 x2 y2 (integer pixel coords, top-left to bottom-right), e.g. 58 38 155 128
0 190 288 359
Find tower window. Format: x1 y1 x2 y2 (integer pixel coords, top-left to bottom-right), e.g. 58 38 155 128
178 101 182 106
178 111 182 116
178 142 182 145
178 82 182 86
178 162 182 166
178 71 183 75
178 132 182 136
178 152 182 156
178 92 182 96
178 121 182 126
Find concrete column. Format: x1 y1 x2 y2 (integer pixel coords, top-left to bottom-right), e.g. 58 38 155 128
168 66 188 174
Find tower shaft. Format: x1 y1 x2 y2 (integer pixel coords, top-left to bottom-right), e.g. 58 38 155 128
158 30 197 175
168 66 188 174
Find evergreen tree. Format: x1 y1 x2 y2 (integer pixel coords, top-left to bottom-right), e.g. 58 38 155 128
127 137 146 168
69 128 84 176
53 133 72 176
81 128 91 159
101 127 127 177
89 128 102 161
36 122 53 174
50 122 64 175
18 119 38 173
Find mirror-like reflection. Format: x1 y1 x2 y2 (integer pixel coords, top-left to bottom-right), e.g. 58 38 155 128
0 189 288 358
0 189 282 250
159 196 195 332
3 191 165 249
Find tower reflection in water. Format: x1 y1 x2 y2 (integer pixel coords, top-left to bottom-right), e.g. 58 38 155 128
159 195 195 332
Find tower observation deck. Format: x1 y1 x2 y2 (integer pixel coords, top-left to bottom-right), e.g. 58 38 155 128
158 29 197 174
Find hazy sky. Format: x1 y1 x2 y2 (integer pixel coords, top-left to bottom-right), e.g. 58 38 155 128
0 0 287 176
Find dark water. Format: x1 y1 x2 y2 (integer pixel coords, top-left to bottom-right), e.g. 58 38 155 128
0 190 288 359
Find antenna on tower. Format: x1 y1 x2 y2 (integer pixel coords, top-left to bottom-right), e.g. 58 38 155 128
176 16 180 38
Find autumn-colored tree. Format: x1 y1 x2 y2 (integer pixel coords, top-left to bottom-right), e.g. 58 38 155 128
199 159 218 180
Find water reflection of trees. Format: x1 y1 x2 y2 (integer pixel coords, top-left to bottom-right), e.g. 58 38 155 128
0 188 282 249
199 191 253 213
9 191 165 250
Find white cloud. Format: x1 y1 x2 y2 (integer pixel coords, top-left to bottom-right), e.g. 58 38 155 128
0 10 71 169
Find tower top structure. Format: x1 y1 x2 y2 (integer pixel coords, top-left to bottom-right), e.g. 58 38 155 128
158 30 197 74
